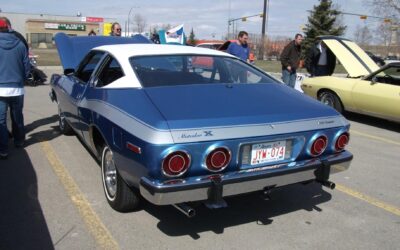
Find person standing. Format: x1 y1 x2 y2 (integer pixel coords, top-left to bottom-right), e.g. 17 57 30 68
227 31 250 62
110 22 122 37
0 18 30 159
280 34 303 88
305 38 336 77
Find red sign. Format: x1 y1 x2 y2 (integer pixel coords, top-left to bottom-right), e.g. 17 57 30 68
85 17 104 23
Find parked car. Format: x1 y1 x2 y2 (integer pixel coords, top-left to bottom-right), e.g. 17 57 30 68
365 51 385 66
50 33 352 217
302 36 400 123
384 55 400 64
195 42 223 50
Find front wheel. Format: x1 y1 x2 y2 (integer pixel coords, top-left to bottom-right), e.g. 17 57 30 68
101 145 140 212
58 106 73 135
318 91 343 113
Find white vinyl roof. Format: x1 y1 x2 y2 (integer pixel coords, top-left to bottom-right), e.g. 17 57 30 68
94 44 236 89
95 44 234 60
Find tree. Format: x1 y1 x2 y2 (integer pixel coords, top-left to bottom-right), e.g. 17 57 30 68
187 28 197 45
354 25 373 45
303 0 346 55
133 14 146 33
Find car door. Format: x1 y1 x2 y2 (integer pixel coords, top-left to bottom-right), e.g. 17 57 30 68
351 66 400 120
79 54 126 143
64 50 106 136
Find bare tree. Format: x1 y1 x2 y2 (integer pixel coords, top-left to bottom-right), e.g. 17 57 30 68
369 0 400 15
354 25 373 45
133 14 147 33
375 23 393 45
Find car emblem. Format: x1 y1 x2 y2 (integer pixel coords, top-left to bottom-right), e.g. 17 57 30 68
204 131 213 136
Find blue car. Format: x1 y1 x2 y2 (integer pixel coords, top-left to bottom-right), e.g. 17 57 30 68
50 33 352 217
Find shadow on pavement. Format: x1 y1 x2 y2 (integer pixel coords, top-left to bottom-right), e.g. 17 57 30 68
141 182 331 239
0 148 54 249
344 111 400 133
24 115 60 147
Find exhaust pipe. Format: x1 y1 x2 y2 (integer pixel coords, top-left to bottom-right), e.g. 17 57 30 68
318 180 336 190
173 203 196 218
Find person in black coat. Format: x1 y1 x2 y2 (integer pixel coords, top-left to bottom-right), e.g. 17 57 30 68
305 38 336 77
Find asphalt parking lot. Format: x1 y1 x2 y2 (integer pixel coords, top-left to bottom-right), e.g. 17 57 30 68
1 67 399 250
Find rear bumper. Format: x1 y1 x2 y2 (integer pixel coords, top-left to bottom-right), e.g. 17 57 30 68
140 151 353 205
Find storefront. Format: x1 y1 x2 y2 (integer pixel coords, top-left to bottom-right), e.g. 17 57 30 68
1 12 116 48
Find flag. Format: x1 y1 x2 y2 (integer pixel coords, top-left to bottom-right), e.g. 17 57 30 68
158 24 185 45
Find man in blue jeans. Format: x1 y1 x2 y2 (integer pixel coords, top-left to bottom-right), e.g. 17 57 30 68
0 18 30 159
280 34 303 88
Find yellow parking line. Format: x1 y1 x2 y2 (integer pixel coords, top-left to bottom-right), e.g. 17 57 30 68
351 129 400 146
336 184 400 217
40 141 119 249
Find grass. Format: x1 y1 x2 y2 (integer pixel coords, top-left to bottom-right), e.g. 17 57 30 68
32 49 61 66
32 48 348 75
254 60 347 74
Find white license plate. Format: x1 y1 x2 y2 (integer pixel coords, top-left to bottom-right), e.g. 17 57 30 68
251 140 286 165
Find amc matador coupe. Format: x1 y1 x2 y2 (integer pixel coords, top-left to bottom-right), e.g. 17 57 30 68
50 33 352 217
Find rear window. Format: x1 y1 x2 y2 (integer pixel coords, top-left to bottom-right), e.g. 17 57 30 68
129 55 275 87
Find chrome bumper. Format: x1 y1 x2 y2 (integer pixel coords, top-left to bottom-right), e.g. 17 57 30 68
140 151 353 205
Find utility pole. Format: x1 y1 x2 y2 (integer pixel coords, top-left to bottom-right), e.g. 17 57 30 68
259 0 268 60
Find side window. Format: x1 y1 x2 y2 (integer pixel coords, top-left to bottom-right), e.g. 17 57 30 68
75 51 105 83
95 56 124 87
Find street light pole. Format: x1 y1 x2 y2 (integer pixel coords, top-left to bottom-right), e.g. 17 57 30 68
259 0 268 60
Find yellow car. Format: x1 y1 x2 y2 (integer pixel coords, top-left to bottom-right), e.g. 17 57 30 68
301 36 400 123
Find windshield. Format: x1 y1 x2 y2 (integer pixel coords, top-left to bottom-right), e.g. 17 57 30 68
129 55 277 87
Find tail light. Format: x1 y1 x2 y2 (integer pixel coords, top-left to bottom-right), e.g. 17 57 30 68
310 135 328 157
162 151 190 177
205 147 231 172
335 132 349 151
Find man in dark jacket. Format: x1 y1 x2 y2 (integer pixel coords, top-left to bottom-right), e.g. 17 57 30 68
280 34 303 88
0 18 30 159
305 39 336 77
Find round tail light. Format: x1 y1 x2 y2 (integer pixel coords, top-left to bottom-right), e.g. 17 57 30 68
162 151 190 177
205 147 231 172
335 132 349 151
310 135 328 157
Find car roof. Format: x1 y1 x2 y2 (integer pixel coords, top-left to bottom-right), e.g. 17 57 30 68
95 44 234 59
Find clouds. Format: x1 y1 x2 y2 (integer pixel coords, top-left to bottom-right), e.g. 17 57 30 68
1 0 373 39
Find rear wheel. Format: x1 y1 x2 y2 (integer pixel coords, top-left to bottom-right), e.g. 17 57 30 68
58 106 73 135
101 145 140 212
318 91 343 113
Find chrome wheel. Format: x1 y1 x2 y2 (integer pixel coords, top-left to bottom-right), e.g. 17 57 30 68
102 146 117 200
318 91 343 113
58 105 73 135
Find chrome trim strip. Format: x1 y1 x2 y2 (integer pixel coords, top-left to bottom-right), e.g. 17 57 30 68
81 99 349 144
140 151 352 205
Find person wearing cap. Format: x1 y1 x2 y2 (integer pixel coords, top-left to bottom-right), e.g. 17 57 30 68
0 18 30 159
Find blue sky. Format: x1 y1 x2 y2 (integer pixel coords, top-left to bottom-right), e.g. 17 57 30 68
0 0 375 39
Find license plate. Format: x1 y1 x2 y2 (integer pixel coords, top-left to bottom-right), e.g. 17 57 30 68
251 140 286 165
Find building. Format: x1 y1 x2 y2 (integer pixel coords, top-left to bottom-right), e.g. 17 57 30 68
1 12 116 48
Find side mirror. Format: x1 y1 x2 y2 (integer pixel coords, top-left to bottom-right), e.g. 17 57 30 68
64 68 75 76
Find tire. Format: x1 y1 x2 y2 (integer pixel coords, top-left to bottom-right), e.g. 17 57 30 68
318 91 343 113
58 106 74 135
101 145 140 212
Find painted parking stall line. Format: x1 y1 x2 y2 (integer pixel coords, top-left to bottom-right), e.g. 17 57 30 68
40 141 119 249
336 184 400 217
350 129 400 146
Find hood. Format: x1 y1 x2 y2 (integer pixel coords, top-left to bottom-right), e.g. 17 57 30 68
54 32 152 70
320 36 380 77
144 83 342 131
0 32 20 50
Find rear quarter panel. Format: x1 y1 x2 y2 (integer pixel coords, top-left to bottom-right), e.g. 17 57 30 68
302 76 357 110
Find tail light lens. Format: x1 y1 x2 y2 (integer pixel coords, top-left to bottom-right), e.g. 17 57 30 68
162 151 190 177
205 147 231 172
335 132 349 151
310 135 328 157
